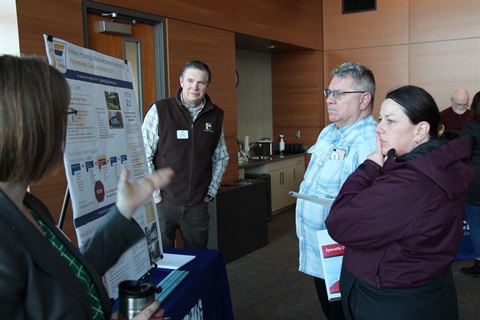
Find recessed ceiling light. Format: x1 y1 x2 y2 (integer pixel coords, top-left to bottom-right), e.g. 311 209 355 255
266 45 277 49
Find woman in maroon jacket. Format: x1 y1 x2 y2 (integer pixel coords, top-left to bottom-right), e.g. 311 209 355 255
326 85 474 320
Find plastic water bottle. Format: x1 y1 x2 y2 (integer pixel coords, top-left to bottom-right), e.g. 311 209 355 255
279 134 285 153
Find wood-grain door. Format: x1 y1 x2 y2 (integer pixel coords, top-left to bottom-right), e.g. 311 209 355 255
86 12 158 118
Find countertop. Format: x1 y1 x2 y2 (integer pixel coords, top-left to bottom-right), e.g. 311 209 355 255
238 152 306 169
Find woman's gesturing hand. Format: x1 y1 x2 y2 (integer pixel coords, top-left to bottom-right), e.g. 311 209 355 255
116 168 174 220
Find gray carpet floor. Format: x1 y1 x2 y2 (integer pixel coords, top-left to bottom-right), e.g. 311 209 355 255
226 208 480 320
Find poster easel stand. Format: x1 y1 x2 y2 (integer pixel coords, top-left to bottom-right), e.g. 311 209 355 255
58 186 70 229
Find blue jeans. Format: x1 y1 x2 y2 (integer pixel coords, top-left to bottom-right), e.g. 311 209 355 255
466 203 480 259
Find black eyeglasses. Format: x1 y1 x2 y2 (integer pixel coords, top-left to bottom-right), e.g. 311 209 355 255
67 108 78 116
67 108 77 122
324 88 366 99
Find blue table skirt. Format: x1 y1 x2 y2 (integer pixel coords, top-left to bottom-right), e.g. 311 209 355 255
151 248 234 320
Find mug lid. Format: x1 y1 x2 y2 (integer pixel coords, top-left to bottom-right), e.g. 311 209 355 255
118 280 157 298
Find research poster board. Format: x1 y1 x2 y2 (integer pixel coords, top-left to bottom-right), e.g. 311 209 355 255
317 229 344 301
44 35 162 299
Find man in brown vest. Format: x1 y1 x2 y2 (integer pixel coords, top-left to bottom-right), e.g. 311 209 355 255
142 61 229 249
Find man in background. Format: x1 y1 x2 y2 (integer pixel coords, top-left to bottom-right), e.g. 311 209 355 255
440 88 471 134
142 60 229 249
296 62 377 320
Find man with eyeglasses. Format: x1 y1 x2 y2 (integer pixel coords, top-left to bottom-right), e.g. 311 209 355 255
295 62 377 320
440 88 471 135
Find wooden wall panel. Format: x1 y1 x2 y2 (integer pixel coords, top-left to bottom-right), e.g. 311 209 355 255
224 137 240 181
316 0 323 51
410 39 480 112
323 0 409 51
165 19 237 136
272 50 323 156
15 0 84 246
16 0 83 54
235 0 319 49
272 50 323 128
324 45 409 124
166 18 238 180
410 1 480 43
95 0 235 31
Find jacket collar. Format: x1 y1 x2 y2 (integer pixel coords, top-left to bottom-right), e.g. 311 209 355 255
395 138 449 162
0 190 101 317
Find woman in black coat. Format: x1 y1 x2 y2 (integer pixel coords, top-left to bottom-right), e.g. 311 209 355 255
0 55 173 319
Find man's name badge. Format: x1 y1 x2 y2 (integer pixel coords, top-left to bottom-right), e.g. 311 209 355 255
177 130 189 139
330 148 346 160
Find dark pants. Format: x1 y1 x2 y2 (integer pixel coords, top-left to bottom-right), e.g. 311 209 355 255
340 266 459 320
156 198 209 249
314 277 346 320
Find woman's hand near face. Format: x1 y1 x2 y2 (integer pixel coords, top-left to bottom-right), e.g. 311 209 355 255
367 133 386 167
116 168 174 220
